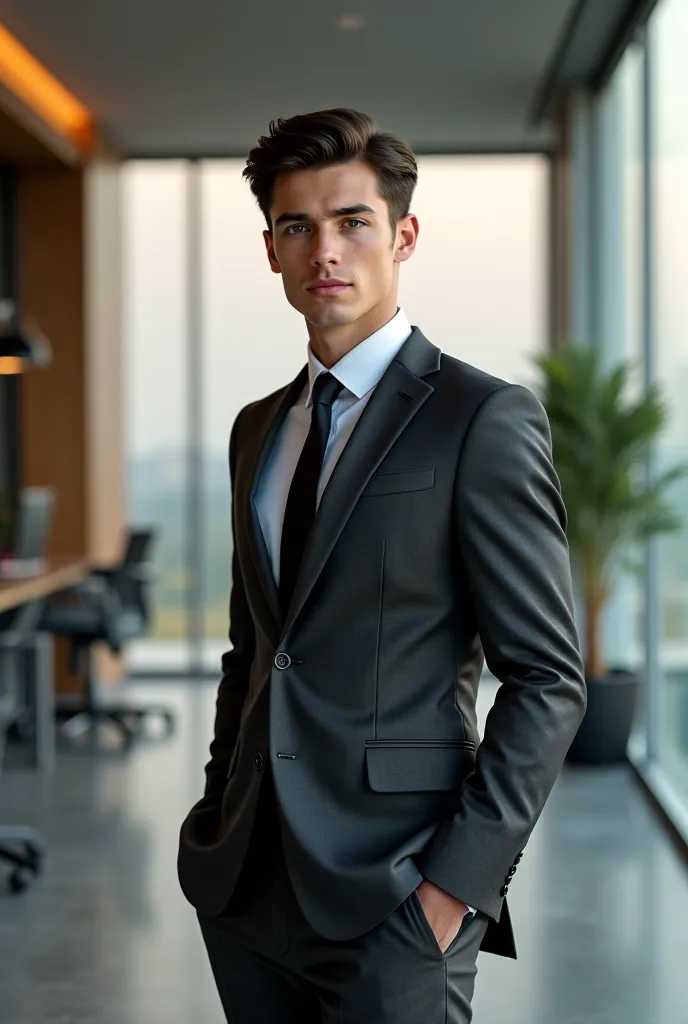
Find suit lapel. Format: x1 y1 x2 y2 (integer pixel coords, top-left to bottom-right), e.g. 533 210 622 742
238 366 308 646
281 328 441 639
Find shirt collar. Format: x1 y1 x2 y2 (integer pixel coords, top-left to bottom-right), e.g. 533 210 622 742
305 308 412 408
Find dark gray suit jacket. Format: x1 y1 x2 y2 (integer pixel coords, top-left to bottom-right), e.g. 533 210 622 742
177 327 586 959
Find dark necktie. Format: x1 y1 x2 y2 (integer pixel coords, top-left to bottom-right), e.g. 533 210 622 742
279 371 344 619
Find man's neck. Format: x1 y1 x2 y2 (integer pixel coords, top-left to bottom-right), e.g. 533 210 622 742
307 298 399 369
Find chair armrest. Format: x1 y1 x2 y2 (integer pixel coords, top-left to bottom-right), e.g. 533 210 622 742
92 565 157 584
73 576 110 598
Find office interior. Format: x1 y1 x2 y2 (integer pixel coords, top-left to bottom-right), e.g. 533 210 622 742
0 1 687 1021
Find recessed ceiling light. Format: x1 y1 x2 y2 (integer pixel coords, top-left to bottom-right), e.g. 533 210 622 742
337 13 366 30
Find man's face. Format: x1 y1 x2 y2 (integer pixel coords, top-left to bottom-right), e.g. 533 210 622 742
264 161 416 330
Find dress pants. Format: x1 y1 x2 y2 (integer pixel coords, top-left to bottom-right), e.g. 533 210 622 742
197 761 490 1023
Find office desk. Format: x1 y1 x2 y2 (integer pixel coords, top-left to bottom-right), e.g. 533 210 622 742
0 557 87 773
0 557 88 613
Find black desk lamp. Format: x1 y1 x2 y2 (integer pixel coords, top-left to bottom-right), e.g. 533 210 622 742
0 299 52 375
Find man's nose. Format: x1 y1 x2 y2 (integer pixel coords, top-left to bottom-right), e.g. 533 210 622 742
310 231 341 267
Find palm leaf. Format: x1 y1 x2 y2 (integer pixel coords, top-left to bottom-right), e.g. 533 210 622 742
533 343 688 676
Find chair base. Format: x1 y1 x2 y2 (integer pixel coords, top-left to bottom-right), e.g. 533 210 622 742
55 702 175 752
0 826 44 894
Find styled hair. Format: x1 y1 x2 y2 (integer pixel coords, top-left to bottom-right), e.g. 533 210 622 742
243 108 418 233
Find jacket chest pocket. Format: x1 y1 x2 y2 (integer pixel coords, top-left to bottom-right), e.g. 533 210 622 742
361 468 435 498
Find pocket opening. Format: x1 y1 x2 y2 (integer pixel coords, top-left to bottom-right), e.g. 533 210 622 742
364 738 475 749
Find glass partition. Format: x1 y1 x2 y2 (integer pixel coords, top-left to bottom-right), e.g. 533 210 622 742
123 161 190 671
652 0 688 793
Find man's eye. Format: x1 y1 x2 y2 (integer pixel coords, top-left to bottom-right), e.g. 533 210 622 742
284 224 308 235
345 219 365 228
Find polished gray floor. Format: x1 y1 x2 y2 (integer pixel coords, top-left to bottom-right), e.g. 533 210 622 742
1 678 687 1024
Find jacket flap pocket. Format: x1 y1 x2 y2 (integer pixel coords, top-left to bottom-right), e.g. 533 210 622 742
365 743 474 792
362 468 435 497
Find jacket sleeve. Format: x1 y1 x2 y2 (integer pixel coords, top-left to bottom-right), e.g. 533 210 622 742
203 406 256 800
416 383 586 922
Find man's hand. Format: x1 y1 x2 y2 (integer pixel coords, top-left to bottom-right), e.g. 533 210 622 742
415 878 470 953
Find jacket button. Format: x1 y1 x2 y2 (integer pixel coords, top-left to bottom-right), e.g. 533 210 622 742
500 885 509 897
274 652 291 670
254 753 264 771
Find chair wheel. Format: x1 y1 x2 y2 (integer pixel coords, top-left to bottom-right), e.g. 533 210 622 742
9 868 36 894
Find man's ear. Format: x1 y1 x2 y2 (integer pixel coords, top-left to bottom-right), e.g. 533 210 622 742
394 213 419 265
263 229 282 275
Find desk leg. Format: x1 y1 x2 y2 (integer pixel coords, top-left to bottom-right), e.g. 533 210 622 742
25 632 56 775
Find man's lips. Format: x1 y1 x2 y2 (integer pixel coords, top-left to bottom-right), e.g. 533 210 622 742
307 281 352 296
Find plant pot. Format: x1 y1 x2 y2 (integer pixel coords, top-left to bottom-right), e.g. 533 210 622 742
565 668 639 765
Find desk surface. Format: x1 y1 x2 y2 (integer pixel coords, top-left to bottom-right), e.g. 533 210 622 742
0 557 88 612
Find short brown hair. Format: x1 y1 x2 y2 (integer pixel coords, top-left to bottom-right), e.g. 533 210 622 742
243 108 418 233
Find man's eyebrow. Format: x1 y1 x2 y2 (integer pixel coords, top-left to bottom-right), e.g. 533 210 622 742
273 203 376 227
330 203 376 218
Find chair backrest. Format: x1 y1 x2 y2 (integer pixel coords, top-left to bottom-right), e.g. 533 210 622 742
121 529 156 570
111 528 158 627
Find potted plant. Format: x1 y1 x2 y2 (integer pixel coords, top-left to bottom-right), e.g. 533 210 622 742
534 343 687 764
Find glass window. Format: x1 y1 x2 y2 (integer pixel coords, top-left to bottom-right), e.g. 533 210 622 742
579 53 647 694
402 155 547 390
620 46 645 387
652 0 688 792
123 161 190 671
617 45 647 692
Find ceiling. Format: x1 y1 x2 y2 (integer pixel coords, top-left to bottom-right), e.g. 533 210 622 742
0 0 631 157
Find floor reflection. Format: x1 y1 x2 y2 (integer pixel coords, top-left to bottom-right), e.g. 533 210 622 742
0 678 686 1023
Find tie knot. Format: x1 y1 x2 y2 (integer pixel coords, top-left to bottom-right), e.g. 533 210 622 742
312 372 344 409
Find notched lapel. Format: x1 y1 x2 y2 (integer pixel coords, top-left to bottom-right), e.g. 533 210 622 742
236 367 308 645
282 329 440 637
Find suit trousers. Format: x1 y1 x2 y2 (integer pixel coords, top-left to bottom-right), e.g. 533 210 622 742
197 762 490 1023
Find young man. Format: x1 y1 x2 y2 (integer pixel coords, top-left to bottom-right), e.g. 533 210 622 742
178 108 586 1023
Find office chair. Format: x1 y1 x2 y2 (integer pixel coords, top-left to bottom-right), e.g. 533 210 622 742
0 601 46 893
41 528 175 751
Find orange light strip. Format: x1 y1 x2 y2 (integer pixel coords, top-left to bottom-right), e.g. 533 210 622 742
0 357 24 375
0 23 93 150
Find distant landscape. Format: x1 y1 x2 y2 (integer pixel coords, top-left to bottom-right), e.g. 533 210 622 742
128 447 233 640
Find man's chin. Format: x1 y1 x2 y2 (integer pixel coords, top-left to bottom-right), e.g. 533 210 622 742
303 305 360 329
286 288 364 328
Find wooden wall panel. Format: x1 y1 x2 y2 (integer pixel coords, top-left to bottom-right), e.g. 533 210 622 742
18 166 87 558
17 161 126 692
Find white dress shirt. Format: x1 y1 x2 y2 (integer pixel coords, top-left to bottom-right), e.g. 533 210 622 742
253 306 476 920
254 307 413 584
